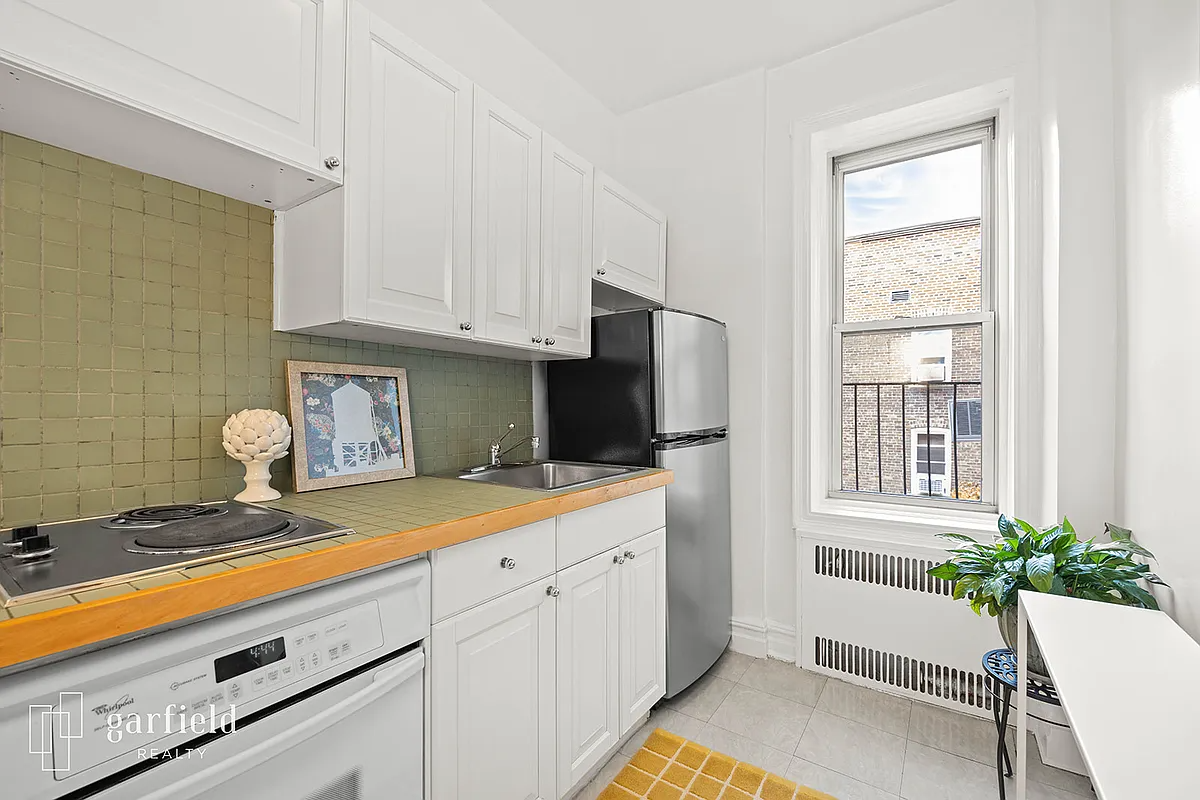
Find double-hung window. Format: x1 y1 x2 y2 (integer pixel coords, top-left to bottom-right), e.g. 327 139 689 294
833 120 996 509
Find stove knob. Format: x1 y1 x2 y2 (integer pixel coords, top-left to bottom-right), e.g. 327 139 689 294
11 525 37 542
21 533 51 553
2 525 37 550
10 533 56 561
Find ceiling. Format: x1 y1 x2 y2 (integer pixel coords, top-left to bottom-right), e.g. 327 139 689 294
480 0 955 113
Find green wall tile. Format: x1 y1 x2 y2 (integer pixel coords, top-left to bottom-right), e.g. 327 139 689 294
0 131 535 525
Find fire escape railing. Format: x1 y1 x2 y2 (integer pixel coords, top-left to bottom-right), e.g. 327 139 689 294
842 381 982 500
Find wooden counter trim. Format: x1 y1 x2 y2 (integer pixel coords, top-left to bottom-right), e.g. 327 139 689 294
0 471 672 671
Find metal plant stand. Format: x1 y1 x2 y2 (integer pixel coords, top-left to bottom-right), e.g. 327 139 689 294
981 648 1064 800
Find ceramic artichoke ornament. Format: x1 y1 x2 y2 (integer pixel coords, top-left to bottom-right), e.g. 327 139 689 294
222 409 292 502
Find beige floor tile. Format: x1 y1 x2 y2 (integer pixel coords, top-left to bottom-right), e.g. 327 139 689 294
794 710 907 794
907 701 1014 766
709 648 756 682
900 741 1089 800
664 671 735 721
786 757 900 800
739 658 827 707
708 684 814 753
816 678 913 737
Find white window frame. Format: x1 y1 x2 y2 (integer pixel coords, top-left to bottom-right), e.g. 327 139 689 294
833 120 995 510
795 82 1019 538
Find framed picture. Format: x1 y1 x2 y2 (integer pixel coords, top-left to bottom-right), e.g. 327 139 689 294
286 360 416 492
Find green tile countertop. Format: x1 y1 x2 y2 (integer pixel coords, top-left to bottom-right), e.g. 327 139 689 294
267 476 546 537
0 469 672 671
0 470 668 619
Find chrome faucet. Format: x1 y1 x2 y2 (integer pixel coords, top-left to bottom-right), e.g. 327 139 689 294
488 422 540 467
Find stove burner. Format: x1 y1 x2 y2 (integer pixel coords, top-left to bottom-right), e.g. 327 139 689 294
126 510 293 554
103 504 226 529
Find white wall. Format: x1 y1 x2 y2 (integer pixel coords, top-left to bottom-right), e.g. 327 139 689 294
1036 0 1119 537
1113 0 1200 639
617 0 1134 658
361 0 618 172
615 70 770 651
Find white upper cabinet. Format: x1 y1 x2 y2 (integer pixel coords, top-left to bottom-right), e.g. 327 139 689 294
270 1 664 359
0 0 345 200
539 136 594 357
345 6 473 338
593 172 667 304
619 528 667 734
472 89 543 348
556 549 621 792
430 582 557 800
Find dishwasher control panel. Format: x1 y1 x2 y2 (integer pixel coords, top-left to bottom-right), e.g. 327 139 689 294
53 600 385 779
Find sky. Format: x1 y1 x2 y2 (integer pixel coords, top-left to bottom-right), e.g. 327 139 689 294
843 144 981 238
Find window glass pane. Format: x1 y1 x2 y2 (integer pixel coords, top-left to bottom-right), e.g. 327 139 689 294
842 144 983 323
840 326 983 502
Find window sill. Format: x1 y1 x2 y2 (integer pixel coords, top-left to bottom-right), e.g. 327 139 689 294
797 493 1000 548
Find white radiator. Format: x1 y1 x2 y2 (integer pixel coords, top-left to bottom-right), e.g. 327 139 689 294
798 532 1006 717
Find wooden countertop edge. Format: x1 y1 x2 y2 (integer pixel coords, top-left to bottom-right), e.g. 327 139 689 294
0 470 672 671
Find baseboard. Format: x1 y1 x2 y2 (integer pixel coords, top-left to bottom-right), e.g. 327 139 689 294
766 621 797 662
730 617 767 658
731 618 797 662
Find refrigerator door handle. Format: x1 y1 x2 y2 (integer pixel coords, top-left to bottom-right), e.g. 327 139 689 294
653 429 728 450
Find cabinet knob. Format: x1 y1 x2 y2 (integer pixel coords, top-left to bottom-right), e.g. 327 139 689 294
323 155 341 170
500 557 516 570
545 338 555 346
460 321 472 331
596 267 607 276
532 336 542 344
613 554 626 565
624 550 636 561
546 585 561 598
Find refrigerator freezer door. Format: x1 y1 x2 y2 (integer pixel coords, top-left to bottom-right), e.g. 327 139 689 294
653 310 729 436
547 310 654 466
657 435 732 697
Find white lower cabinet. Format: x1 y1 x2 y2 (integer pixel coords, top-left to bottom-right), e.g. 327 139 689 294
430 582 557 800
430 511 668 800
556 549 621 792
620 529 667 733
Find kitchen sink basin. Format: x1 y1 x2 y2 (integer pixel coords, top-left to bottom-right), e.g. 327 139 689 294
456 461 640 491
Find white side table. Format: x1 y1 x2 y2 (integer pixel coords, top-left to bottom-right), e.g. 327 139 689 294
1016 591 1200 799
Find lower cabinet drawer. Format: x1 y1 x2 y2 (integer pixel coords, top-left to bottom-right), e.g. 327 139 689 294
430 518 556 622
557 487 666 569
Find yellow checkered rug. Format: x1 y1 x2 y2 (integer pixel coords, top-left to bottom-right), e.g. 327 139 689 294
599 729 835 800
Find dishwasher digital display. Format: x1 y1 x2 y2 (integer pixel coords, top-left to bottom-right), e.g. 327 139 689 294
214 636 286 683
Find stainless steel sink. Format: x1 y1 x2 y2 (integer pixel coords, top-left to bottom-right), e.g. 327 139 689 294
456 460 640 491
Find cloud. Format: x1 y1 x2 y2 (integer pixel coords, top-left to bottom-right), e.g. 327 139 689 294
844 144 981 237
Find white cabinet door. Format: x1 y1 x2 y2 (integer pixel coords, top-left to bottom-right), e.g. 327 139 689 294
539 136 594 357
619 528 667 734
472 88 542 348
0 0 345 176
345 5 473 338
430 582 557 800
593 172 667 303
556 549 621 794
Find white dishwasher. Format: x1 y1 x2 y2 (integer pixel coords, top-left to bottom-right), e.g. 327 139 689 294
1 559 429 800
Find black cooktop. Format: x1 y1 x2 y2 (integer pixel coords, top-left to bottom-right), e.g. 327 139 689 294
0 501 351 605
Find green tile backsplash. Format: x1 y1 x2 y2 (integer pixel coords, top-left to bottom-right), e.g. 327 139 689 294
0 132 534 526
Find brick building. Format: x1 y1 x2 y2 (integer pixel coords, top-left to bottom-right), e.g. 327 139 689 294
839 218 983 501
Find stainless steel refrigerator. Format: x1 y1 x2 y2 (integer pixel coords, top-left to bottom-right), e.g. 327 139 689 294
547 308 731 698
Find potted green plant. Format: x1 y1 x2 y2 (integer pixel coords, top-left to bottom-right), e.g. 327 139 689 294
927 515 1166 678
